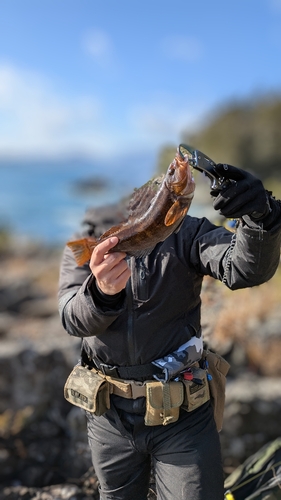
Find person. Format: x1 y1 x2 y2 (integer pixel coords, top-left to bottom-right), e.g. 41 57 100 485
58 161 281 500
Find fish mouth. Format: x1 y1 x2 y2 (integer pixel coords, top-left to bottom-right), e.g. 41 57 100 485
168 155 195 197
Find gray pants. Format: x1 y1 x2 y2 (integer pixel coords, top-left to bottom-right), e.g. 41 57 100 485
86 399 224 500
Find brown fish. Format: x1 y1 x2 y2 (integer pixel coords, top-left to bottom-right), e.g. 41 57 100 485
67 149 195 266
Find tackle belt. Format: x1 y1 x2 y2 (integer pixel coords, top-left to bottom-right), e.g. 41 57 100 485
65 350 229 429
64 359 212 427
81 348 175 399
81 348 204 401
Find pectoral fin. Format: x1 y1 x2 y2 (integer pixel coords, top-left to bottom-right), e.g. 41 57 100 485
164 201 189 226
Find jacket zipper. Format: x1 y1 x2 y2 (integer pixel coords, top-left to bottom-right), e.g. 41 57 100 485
137 257 147 301
126 257 148 365
126 258 136 365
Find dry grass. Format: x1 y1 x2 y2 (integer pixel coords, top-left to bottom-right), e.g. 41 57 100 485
201 265 281 375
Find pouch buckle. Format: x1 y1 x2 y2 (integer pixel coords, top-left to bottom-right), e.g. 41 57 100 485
100 363 119 378
130 381 146 399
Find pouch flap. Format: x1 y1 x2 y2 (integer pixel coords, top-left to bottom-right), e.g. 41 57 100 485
105 376 133 398
204 349 230 377
146 381 184 409
64 364 107 412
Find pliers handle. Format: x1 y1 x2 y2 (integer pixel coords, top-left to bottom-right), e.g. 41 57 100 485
178 144 231 191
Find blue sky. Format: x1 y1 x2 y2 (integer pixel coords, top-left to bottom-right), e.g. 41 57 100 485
0 0 281 162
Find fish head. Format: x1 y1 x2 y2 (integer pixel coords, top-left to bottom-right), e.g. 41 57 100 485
165 153 195 198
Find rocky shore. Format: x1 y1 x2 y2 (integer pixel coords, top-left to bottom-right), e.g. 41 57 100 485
1 230 281 499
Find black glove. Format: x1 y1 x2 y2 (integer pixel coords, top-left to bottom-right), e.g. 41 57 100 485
211 163 271 220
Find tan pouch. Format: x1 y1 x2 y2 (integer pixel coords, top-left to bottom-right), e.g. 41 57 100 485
145 381 184 426
64 364 110 416
203 349 230 432
182 367 210 412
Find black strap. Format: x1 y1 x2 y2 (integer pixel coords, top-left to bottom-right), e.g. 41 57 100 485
81 348 162 380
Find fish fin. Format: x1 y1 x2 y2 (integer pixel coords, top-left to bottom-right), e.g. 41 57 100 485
164 202 189 226
100 223 126 239
131 246 156 259
67 238 96 266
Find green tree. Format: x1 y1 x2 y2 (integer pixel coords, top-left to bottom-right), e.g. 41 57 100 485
181 95 281 180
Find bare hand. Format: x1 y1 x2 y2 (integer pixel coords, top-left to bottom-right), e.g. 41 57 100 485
90 237 131 295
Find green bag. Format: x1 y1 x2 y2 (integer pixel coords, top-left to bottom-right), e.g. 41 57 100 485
224 438 281 499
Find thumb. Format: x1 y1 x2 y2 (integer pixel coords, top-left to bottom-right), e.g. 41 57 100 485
92 236 119 265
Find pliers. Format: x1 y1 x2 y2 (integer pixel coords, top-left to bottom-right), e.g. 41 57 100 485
178 143 231 192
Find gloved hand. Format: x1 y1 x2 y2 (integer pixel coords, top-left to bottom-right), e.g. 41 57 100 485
211 163 270 220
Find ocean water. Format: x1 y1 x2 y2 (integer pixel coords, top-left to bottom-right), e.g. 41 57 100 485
0 155 211 247
0 155 156 246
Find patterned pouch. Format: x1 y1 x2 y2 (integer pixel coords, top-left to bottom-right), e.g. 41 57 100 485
64 364 110 415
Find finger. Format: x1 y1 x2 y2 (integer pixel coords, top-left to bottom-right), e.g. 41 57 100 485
96 257 129 283
108 261 131 285
215 195 251 216
91 237 120 266
113 267 131 289
92 248 129 286
97 263 131 295
104 251 127 262
213 181 250 210
114 259 131 279
101 251 127 273
90 253 127 281
215 163 246 181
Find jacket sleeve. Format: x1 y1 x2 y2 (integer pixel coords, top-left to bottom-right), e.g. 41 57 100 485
190 217 281 290
58 244 127 338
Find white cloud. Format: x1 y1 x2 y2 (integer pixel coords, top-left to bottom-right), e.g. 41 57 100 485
0 63 109 159
162 35 203 62
269 0 281 11
128 95 206 145
82 29 114 66
0 63 204 162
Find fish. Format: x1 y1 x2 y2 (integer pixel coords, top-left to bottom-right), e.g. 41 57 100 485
67 149 196 266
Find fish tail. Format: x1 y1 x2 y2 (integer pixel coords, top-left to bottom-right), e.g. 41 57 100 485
67 238 96 266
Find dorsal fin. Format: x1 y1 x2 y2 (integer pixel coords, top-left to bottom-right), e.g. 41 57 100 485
99 222 127 239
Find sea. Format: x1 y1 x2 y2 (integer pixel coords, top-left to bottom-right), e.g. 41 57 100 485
0 154 158 247
0 154 210 248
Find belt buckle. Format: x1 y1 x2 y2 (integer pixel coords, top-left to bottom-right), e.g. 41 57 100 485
100 363 119 378
130 381 146 399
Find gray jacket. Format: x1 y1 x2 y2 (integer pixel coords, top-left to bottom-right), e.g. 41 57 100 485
58 214 281 369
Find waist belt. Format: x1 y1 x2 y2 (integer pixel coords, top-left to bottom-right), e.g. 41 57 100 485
106 376 147 399
81 349 163 381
